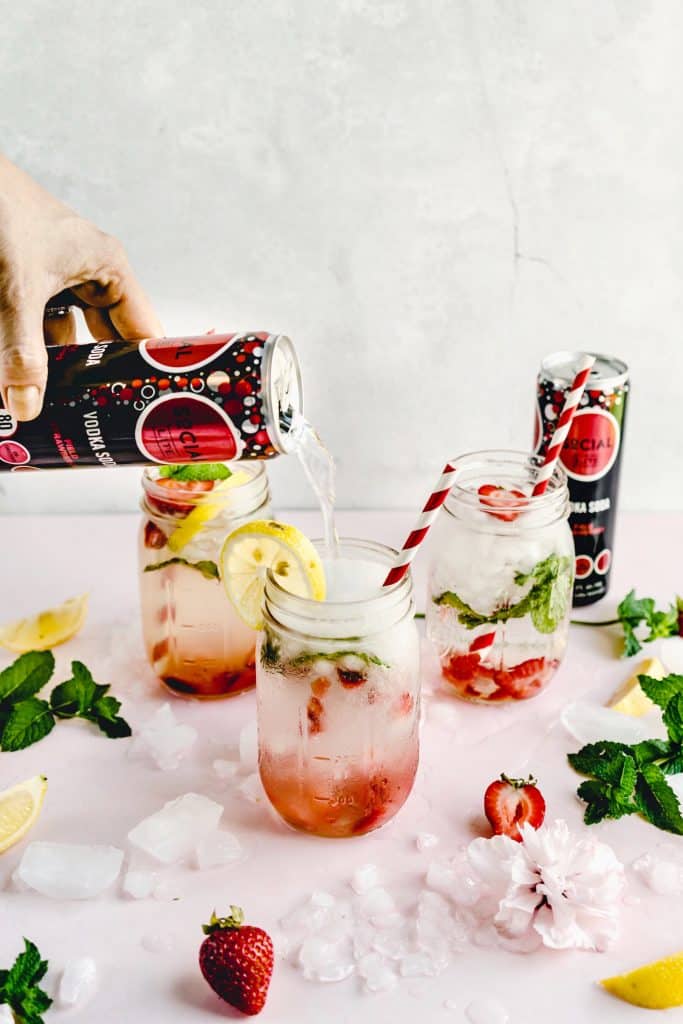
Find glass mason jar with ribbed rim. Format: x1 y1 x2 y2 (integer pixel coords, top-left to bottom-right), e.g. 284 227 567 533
257 539 420 838
138 463 272 698
426 451 574 703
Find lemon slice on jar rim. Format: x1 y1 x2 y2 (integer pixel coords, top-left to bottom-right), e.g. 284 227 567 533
219 520 326 630
0 775 48 853
0 594 88 653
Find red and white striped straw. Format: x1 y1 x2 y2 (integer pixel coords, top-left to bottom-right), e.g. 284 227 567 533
532 353 596 497
383 462 459 587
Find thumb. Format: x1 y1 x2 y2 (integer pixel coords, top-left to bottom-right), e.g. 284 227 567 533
0 299 48 421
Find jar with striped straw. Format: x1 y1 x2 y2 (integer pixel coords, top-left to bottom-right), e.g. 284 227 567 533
425 450 574 703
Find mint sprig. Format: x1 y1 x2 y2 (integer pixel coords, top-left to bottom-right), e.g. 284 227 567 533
0 939 52 1024
434 553 572 635
159 463 231 482
569 672 683 834
572 589 682 657
144 557 220 581
0 653 131 752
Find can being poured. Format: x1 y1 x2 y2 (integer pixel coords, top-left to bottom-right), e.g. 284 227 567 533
0 332 303 471
535 351 629 607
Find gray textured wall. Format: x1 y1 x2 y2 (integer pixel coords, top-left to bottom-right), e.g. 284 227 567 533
0 0 681 512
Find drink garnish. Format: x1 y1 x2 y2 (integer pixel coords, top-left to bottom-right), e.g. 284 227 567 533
159 463 232 482
0 775 48 853
434 553 572 634
144 557 220 581
571 589 683 657
220 520 325 630
0 939 52 1024
259 630 388 674
568 671 683 833
483 774 546 841
165 472 251 554
0 594 88 653
608 657 666 716
0 653 131 752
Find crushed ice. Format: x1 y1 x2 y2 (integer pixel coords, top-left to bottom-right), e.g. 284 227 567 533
15 842 124 900
561 701 656 745
58 957 98 1009
129 703 197 771
127 793 223 864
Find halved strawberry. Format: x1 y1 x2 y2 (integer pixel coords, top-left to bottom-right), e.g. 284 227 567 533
483 773 546 841
144 520 167 549
478 483 528 523
148 478 215 516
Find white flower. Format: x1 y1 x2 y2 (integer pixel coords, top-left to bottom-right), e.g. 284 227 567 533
459 820 624 952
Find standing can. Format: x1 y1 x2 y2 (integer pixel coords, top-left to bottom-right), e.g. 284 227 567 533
534 351 629 607
0 332 302 471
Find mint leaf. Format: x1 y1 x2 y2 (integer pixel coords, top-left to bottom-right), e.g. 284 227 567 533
158 463 231 482
639 673 683 712
617 589 655 625
0 651 55 706
634 763 683 835
1 699 55 751
622 621 642 657
632 738 671 766
663 692 683 744
577 778 636 824
433 591 490 629
50 661 98 718
0 939 52 1024
288 649 388 671
568 741 635 781
144 557 220 581
91 695 132 738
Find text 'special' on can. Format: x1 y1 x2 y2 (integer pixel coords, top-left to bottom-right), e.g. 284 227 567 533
0 333 303 471
535 351 629 607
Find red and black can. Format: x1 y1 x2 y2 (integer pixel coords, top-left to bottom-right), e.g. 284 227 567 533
0 333 302 471
535 352 629 606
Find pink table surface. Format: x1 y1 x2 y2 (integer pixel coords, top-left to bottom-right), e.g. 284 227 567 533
0 510 681 1024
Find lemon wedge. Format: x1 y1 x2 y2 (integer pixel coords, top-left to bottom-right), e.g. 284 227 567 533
167 472 250 554
0 775 48 853
0 595 88 653
608 656 667 717
601 951 683 1009
220 520 326 630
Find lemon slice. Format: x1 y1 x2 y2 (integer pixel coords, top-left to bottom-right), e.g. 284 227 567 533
0 595 88 653
601 951 683 1009
0 775 48 853
608 656 667 717
220 520 326 630
167 472 251 554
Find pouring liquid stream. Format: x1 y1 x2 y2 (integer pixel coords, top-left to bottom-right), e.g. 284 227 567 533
289 411 339 557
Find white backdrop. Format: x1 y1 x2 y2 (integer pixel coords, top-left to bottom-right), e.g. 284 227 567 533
0 0 681 514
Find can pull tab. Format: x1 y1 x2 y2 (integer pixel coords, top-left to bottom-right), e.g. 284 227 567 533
44 290 87 319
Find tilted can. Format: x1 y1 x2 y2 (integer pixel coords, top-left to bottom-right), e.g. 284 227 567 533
0 332 303 471
535 352 629 606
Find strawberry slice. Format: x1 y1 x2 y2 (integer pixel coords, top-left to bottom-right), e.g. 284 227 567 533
493 657 556 700
148 477 215 516
483 773 546 841
478 483 528 522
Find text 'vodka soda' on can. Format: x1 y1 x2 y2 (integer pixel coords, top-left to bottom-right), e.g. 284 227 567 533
534 351 629 607
0 333 303 471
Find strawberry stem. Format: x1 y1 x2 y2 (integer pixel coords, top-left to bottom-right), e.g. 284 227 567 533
202 906 244 935
500 773 536 789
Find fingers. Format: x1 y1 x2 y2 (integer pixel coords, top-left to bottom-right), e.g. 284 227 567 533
43 309 77 347
82 305 117 342
0 284 48 421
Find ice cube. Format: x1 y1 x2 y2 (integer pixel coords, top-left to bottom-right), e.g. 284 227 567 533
351 863 381 894
400 952 440 978
417 832 439 852
280 894 334 942
298 935 355 983
58 957 97 1008
633 847 683 896
239 719 258 769
372 922 410 960
195 831 243 870
141 931 175 953
465 998 510 1024
128 793 223 864
238 773 265 803
426 861 456 897
561 702 654 745
212 758 240 781
129 703 197 771
355 887 396 924
357 952 397 992
16 843 123 900
123 869 158 899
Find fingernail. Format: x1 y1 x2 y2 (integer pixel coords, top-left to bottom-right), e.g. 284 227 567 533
6 385 42 421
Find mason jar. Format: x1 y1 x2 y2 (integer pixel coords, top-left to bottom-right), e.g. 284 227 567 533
257 539 420 838
426 451 574 703
139 463 272 698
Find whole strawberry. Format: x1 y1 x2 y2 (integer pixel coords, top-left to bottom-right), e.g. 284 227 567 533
199 906 274 1016
484 773 546 842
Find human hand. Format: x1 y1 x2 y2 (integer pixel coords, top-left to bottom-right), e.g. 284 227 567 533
0 153 162 421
